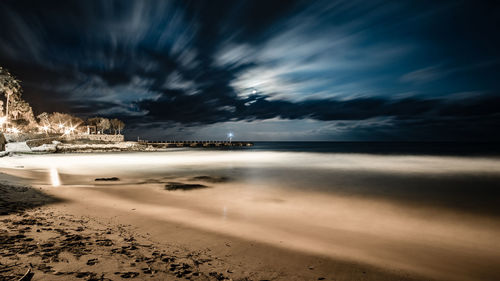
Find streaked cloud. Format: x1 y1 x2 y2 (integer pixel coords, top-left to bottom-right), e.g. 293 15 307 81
0 0 499 140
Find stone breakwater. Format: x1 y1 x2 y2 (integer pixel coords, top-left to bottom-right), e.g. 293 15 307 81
64 134 125 142
2 139 254 155
139 140 254 148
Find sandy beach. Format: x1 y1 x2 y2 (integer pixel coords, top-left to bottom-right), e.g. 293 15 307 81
1 0 499 280
1 151 500 281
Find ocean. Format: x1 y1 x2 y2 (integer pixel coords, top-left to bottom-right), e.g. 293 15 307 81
242 141 500 155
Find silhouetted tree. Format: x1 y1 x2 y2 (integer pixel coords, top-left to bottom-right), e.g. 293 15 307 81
37 112 49 125
0 66 21 118
98 118 110 134
110 118 125 134
0 66 36 131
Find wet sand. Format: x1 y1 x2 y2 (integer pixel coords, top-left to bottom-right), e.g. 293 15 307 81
1 151 500 281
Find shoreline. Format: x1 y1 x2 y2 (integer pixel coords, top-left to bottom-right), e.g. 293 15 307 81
4 139 500 157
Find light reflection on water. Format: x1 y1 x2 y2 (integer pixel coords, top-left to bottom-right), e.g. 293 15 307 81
49 167 61 187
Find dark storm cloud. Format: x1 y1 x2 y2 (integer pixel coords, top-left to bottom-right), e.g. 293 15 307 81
137 92 500 140
0 0 499 140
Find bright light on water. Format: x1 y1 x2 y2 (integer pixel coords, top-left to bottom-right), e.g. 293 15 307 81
50 167 61 187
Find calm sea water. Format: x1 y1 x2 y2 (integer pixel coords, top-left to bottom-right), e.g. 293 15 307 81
244 141 500 156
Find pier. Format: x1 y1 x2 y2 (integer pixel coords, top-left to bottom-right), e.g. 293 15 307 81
138 140 254 148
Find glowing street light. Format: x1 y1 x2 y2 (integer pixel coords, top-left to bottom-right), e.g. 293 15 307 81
64 125 77 135
5 89 12 122
58 123 65 134
40 124 50 135
227 132 234 143
0 116 6 131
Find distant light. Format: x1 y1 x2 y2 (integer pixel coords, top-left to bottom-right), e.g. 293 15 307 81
252 89 257 94
41 125 49 131
58 124 64 129
50 168 61 187
228 132 234 138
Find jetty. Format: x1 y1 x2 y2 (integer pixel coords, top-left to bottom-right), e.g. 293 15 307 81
138 140 254 148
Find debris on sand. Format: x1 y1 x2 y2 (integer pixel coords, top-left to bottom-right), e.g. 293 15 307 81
114 271 140 278
86 258 99 266
94 177 120 181
0 211 220 280
189 176 230 183
18 268 34 281
164 182 208 191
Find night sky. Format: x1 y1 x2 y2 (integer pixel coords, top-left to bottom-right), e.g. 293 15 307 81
1 0 499 141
